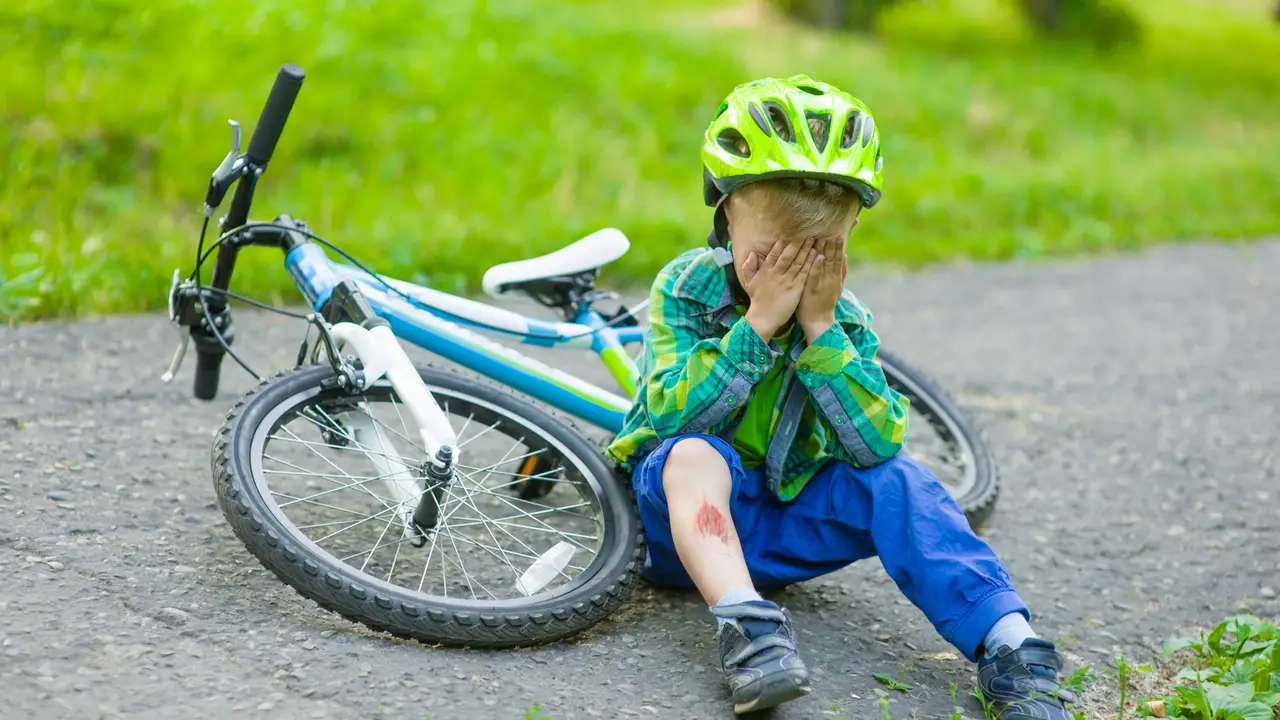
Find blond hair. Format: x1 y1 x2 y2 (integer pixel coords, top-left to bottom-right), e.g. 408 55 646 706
729 116 861 240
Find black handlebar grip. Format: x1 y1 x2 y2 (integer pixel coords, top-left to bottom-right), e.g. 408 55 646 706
193 348 225 400
245 63 305 166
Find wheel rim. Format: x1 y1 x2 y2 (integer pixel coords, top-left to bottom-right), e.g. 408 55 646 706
880 356 981 502
246 379 620 609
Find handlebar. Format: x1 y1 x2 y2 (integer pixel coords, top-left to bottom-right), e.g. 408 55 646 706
246 64 305 166
193 343 227 400
191 63 305 400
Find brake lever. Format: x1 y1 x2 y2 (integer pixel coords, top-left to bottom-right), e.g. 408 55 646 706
204 120 247 215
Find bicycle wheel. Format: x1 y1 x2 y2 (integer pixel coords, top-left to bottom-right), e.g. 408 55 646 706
877 350 999 528
212 363 645 648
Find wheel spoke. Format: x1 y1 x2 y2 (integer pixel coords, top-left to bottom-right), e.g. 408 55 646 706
442 502 595 527
418 523 442 594
267 433 410 462
265 469 391 481
452 480 591 517
454 448 547 477
454 474 596 553
276 467 411 508
389 393 412 448
441 472 527 586
481 473 578 494
460 518 598 542
441 481 576 585
271 492 374 519
306 403 429 461
273 426 400 516
386 529 405 582
441 512 479 600
313 502 404 543
455 419 503 449
358 503 402 572
434 529 498 600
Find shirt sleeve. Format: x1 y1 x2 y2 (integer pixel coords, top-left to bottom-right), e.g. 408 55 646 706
639 268 782 439
793 301 909 467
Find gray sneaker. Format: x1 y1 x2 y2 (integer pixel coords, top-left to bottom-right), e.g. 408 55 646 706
710 600 811 714
977 638 1077 720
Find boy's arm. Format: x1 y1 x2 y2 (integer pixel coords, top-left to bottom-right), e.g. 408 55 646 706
794 294 910 467
640 267 781 438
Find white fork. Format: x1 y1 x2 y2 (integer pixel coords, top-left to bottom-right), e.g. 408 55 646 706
324 322 458 537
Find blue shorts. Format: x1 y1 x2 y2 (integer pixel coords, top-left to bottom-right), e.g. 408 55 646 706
631 434 1028 661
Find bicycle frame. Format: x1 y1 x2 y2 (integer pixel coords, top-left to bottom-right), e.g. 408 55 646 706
284 241 646 433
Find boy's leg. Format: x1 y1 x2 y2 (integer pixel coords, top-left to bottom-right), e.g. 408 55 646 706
660 436 753 605
632 435 810 714
825 455 1029 661
766 454 1074 719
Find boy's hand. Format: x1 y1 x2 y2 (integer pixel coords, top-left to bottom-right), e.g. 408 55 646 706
796 237 847 343
742 239 817 340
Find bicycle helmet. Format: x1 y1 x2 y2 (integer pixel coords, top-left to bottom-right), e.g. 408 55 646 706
702 74 884 211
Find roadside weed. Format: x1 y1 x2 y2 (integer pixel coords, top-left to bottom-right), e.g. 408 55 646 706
1134 614 1280 719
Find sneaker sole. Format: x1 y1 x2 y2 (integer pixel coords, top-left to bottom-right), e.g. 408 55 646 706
732 668 811 715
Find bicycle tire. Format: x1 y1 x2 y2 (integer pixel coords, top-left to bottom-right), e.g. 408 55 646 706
212 363 646 648
878 349 1000 528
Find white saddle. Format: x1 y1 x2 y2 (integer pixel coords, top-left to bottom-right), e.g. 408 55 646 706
482 227 630 298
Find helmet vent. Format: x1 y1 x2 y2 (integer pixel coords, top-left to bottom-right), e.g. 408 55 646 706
805 111 831 153
796 85 824 95
747 103 772 137
862 115 876 148
763 102 795 144
841 112 863 150
874 151 883 173
716 128 751 158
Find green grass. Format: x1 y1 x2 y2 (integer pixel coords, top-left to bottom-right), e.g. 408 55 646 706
2 0 1279 320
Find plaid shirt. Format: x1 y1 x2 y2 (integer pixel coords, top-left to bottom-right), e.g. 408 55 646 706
606 247 910 501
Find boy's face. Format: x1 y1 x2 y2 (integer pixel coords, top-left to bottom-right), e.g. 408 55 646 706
724 194 859 290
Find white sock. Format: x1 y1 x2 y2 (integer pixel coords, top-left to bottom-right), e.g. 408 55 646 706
712 587 764 629
982 612 1036 657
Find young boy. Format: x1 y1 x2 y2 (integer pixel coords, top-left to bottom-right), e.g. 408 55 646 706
606 75 1076 717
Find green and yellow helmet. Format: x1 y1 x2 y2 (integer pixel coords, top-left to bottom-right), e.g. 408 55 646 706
702 74 884 210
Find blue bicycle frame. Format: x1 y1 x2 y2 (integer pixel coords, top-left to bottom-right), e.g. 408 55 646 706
285 242 645 433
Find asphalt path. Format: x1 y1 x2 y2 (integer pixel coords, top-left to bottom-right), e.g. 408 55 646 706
2 240 1278 719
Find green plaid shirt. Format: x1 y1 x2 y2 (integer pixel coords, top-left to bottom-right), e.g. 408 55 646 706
606 247 910 501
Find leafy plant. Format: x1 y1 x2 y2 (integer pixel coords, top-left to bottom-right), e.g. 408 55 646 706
973 686 1004 720
1139 615 1280 719
874 672 912 692
524 704 552 720
1105 655 1154 718
1063 664 1098 696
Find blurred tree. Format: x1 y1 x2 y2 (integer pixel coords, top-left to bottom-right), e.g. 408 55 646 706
1018 0 1141 48
770 0 1141 47
770 0 902 30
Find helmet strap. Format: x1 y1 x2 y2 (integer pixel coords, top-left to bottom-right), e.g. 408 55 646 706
706 200 749 305
709 202 733 266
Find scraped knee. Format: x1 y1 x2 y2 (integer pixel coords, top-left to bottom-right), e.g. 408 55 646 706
661 437 732 502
